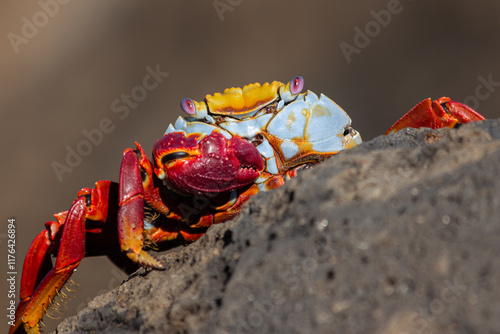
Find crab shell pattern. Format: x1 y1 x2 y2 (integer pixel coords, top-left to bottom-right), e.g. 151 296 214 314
162 76 362 192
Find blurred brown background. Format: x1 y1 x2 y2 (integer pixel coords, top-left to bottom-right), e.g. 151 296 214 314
1 1 500 332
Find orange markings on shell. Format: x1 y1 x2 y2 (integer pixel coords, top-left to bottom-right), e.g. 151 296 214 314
204 81 283 115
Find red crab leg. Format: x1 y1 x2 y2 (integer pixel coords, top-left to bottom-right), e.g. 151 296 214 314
386 97 485 134
117 142 204 254
12 181 113 334
12 225 55 333
118 148 164 269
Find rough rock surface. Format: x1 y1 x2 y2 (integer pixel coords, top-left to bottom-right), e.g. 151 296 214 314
56 119 500 334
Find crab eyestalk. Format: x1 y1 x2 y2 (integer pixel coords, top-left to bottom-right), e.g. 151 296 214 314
278 75 305 102
386 97 486 134
180 97 208 120
153 131 264 195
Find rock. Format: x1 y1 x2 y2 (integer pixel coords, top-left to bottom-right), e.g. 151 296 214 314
56 119 500 334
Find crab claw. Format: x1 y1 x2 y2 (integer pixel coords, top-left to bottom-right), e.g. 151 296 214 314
386 97 486 135
153 132 264 195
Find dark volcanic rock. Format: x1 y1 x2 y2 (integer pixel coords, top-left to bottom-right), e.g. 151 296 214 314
56 119 500 334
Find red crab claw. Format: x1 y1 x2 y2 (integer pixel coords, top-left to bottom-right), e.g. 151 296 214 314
386 97 486 135
118 144 165 269
153 131 264 195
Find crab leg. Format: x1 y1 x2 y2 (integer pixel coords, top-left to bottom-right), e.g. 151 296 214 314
12 181 113 334
11 225 55 333
21 200 86 333
386 97 485 134
117 148 164 269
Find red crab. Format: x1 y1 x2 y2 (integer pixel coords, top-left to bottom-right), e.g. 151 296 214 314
11 77 485 334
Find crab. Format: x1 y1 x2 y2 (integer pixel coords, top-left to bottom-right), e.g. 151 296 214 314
11 76 485 334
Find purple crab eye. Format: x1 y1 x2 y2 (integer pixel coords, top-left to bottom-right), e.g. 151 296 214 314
290 76 304 95
180 98 196 115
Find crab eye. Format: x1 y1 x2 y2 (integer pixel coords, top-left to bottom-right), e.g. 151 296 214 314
290 76 304 95
161 151 190 165
180 98 196 115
